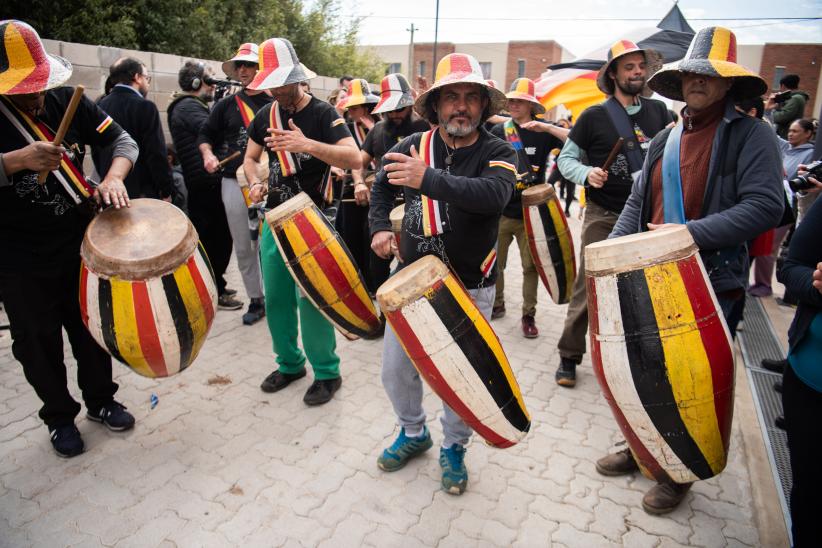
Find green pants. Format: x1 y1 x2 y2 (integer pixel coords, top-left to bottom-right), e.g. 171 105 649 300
494 215 538 317
260 222 340 379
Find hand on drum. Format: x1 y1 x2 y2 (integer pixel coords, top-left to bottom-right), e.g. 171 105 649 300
266 119 311 154
813 262 822 295
249 183 268 203
95 176 130 209
587 167 608 188
19 141 64 172
354 182 370 206
383 145 426 190
371 230 402 263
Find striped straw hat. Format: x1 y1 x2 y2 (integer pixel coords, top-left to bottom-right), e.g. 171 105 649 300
648 27 767 102
0 20 72 95
506 78 545 114
414 53 506 124
373 73 415 114
337 78 380 110
222 43 259 80
486 79 499 90
596 39 663 95
247 38 316 91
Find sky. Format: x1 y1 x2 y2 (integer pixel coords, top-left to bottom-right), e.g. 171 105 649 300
340 0 821 58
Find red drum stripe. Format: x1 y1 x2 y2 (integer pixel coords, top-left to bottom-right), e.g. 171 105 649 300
186 256 215 325
386 309 514 448
676 257 735 450
79 265 89 326
131 281 168 377
587 276 668 480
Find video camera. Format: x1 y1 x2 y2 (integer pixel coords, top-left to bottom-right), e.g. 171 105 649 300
789 159 822 193
772 90 793 104
204 76 242 101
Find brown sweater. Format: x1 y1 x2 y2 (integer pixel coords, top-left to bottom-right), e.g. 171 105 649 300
650 99 726 224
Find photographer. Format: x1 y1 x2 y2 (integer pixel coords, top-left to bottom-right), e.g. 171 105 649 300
766 74 810 139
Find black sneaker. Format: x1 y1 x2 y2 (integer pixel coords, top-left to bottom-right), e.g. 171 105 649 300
218 293 243 310
223 287 238 297
86 401 135 432
303 377 342 406
49 424 84 458
761 358 787 373
555 357 577 388
261 369 307 393
242 298 266 325
491 305 506 319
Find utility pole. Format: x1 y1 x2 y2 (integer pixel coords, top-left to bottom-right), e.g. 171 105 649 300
432 0 440 80
407 23 416 81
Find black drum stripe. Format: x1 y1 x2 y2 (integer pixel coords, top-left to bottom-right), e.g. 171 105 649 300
197 243 216 286
428 285 530 432
162 274 194 369
97 278 126 364
617 270 715 480
537 203 567 299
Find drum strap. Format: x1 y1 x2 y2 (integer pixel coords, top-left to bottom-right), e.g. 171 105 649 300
418 129 451 237
661 123 687 224
269 101 300 177
503 119 535 184
602 96 643 181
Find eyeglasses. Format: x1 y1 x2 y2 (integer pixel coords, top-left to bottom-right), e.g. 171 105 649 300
235 61 258 69
141 73 152 83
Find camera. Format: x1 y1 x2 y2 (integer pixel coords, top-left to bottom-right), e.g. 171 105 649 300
788 159 822 193
772 90 792 104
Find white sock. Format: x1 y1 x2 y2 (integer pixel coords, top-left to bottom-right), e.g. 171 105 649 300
404 425 424 438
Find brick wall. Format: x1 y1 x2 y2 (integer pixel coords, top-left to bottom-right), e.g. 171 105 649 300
759 43 821 118
505 41 564 90
412 42 456 80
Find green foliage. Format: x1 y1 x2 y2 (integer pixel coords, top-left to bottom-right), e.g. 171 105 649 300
1 0 383 80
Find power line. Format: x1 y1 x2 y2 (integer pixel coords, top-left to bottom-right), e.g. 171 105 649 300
349 15 821 22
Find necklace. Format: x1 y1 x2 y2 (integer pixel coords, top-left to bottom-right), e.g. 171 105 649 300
443 134 457 172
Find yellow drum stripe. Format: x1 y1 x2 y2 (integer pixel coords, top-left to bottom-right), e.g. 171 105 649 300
172 263 209 357
644 263 725 474
547 197 575 297
708 28 731 64
109 278 153 377
442 275 529 418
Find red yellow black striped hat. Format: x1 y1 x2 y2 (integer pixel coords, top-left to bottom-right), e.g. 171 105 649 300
373 73 415 114
0 20 72 95
414 53 507 124
247 38 316 91
506 78 545 114
596 39 663 95
337 78 380 110
649 27 767 102
221 43 259 80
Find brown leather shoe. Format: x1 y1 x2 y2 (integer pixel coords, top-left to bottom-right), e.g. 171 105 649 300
521 315 538 338
595 447 639 476
642 481 693 515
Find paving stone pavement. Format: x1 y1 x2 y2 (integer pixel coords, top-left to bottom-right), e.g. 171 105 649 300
0 203 770 547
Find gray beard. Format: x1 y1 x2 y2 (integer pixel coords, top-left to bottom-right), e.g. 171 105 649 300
443 119 478 137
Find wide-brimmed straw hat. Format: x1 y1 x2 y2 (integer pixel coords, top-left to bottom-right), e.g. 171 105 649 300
373 73 415 114
596 39 663 95
0 20 72 95
337 78 379 110
414 53 506 124
222 43 259 80
648 26 767 102
506 78 545 114
247 38 317 91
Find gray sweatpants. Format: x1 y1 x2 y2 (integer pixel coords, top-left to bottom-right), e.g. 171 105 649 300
381 284 496 448
221 177 264 300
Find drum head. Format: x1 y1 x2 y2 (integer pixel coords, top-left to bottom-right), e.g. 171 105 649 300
81 199 198 279
389 204 405 232
521 183 555 207
585 225 697 275
237 160 269 187
265 192 314 226
376 255 450 312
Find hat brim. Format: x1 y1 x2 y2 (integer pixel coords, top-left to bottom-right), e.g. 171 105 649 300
596 48 663 95
505 92 546 114
339 93 380 109
648 59 768 102
221 55 259 80
0 53 72 95
373 92 415 114
414 74 507 124
247 63 317 91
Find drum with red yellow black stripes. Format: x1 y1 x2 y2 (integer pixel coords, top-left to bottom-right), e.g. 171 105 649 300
265 192 381 340
376 255 530 448
522 183 575 304
236 160 269 208
585 226 735 484
80 199 218 378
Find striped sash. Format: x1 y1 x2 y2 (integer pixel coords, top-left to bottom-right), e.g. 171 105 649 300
235 95 255 128
418 129 450 237
269 101 299 177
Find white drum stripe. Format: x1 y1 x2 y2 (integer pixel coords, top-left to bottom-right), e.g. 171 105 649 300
83 271 106 351
192 249 219 306
594 275 698 484
526 206 560 298
147 277 182 375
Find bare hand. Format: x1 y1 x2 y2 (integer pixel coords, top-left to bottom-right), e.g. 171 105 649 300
354 182 370 206
765 94 777 111
330 166 346 180
249 183 267 203
162 196 172 203
95 176 130 209
416 75 429 92
371 230 402 262
21 141 65 172
647 222 681 231
203 152 220 174
587 167 608 188
265 119 312 154
383 145 427 190
813 262 822 295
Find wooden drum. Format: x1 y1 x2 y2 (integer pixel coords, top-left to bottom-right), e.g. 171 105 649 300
522 183 576 304
80 199 218 378
389 203 404 248
236 160 269 207
585 226 734 484
265 192 381 340
377 255 531 448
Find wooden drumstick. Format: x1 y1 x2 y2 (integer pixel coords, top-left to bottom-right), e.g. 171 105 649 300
217 150 241 168
38 85 85 184
601 137 624 172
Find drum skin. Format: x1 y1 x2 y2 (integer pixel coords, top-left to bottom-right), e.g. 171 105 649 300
80 199 218 378
585 227 735 484
389 204 404 248
377 255 531 448
265 192 381 340
522 184 575 304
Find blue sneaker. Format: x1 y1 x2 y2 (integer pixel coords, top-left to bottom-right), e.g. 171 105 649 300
86 401 135 432
377 426 433 471
49 424 84 458
440 444 468 495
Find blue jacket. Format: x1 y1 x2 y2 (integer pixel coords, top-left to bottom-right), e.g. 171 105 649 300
611 99 784 293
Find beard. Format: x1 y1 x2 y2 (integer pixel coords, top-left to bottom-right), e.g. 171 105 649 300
616 77 645 96
441 112 479 137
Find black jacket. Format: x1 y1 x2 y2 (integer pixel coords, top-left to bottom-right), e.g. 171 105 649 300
167 94 220 190
94 86 173 198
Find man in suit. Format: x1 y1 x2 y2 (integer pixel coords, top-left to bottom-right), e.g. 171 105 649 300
94 57 174 199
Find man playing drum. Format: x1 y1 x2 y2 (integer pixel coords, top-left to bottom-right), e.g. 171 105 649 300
0 20 137 458
603 26 784 514
369 53 516 495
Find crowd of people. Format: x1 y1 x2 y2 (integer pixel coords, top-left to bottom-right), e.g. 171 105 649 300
1 17 820 543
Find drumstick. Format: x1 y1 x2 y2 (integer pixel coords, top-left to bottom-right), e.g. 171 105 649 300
38 85 85 184
600 137 624 172
217 150 241 168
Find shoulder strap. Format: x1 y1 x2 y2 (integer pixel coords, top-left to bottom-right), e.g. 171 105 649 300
602 96 644 173
661 123 686 224
234 94 255 128
503 119 535 183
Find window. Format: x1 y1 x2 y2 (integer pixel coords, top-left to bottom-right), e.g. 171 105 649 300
479 62 492 79
773 66 785 89
386 62 401 75
419 60 427 77
517 59 526 78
